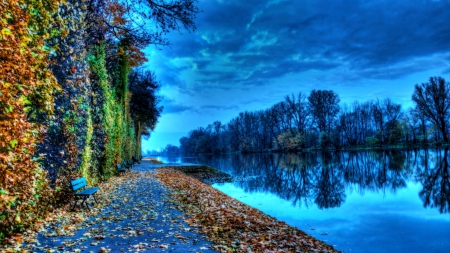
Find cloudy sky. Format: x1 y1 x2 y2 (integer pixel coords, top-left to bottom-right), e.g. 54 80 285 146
141 0 450 151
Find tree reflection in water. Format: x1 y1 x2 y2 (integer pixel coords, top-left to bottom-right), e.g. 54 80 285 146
187 149 450 213
417 148 450 213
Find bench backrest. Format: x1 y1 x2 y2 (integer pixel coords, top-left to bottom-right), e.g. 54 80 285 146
71 178 87 192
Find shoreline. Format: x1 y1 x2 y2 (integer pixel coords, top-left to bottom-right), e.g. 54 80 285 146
176 143 450 157
156 166 342 252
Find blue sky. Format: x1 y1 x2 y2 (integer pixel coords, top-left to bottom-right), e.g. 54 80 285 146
141 0 450 151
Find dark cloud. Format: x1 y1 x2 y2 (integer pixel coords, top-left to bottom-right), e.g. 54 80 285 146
247 60 339 81
244 0 449 69
195 71 240 89
158 0 450 90
318 56 448 83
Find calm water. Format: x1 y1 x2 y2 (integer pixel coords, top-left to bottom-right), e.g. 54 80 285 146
159 150 450 253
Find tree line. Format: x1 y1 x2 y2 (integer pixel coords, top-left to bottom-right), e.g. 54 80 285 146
179 77 450 154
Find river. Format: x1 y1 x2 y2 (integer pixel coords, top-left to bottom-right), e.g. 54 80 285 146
156 149 450 253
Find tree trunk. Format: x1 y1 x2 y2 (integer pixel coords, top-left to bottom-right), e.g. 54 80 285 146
441 120 448 143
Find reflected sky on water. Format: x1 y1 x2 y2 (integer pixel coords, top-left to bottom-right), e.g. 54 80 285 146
178 149 450 253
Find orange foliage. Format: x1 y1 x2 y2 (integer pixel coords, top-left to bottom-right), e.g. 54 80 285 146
0 0 62 235
105 0 147 67
128 44 148 68
105 0 129 26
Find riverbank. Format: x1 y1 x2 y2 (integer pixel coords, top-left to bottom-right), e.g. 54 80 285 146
156 167 341 252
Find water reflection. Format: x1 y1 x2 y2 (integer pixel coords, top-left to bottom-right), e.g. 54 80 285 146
183 149 450 213
416 149 450 213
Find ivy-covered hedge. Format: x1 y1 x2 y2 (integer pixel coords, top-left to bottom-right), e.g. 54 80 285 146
0 0 141 239
0 0 63 239
88 44 139 179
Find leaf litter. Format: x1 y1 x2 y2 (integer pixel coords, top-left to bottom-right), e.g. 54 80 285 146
155 167 342 253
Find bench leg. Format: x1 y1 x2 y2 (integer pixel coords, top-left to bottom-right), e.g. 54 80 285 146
72 195 97 211
71 199 79 211
80 196 90 211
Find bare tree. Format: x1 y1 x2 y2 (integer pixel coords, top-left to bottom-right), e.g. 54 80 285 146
339 103 358 146
412 77 450 142
285 92 310 134
307 90 340 133
405 108 419 144
383 98 403 144
372 99 386 143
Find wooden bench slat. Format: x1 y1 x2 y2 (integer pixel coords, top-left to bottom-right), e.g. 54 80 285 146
76 187 100 195
71 178 87 191
71 178 86 186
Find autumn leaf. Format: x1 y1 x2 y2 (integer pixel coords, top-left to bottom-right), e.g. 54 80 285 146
1 27 12 37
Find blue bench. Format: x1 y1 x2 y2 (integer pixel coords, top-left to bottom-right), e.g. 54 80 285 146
117 163 125 174
125 160 133 169
132 156 141 164
70 178 99 211
117 163 131 174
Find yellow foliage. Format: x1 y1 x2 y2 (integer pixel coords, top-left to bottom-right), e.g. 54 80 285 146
0 0 63 236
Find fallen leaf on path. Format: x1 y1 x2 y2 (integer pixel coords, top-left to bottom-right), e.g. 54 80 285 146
155 168 342 253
